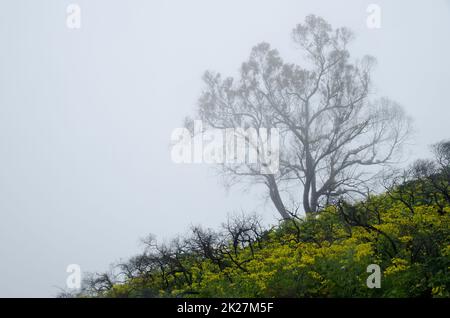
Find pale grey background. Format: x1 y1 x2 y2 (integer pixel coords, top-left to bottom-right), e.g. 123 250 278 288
0 0 449 297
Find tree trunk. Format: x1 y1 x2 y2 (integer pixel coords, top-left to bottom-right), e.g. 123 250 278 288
267 175 291 219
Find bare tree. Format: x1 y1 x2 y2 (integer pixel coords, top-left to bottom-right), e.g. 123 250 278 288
384 140 450 215
188 15 411 218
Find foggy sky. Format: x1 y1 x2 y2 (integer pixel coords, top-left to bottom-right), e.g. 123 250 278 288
0 0 449 297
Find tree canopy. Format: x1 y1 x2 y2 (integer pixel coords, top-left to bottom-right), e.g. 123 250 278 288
186 15 411 218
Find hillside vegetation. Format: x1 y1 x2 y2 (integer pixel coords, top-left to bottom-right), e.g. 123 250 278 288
73 142 450 298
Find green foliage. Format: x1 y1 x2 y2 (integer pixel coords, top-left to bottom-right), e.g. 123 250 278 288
81 198 449 298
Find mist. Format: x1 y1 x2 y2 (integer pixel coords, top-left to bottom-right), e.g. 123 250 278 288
0 0 449 297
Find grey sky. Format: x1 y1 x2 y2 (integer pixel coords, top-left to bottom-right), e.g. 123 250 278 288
0 0 449 297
